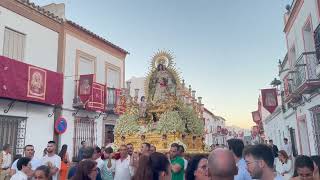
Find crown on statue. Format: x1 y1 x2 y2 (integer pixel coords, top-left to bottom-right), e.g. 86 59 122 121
158 58 166 65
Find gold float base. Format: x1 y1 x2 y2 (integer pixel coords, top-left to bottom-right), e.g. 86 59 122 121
115 133 205 153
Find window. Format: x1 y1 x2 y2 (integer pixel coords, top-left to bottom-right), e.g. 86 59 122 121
302 18 315 52
104 125 114 145
3 27 25 61
0 115 27 157
106 88 116 110
289 128 298 157
75 50 96 97
289 45 297 65
106 64 121 89
76 50 96 78
312 111 320 155
73 117 97 158
79 57 95 75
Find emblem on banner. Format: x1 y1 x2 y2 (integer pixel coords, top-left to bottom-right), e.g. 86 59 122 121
251 111 261 123
87 82 105 111
261 88 278 113
27 66 46 100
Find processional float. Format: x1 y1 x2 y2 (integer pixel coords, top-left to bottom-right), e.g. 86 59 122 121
114 51 207 153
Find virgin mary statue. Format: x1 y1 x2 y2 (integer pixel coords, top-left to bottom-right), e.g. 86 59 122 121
152 63 170 103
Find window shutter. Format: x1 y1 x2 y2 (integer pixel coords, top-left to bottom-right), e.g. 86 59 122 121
3 28 25 61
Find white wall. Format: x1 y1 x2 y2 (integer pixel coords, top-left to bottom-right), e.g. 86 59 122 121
61 33 124 154
0 6 59 158
127 76 145 99
59 110 103 158
0 6 59 71
297 94 320 155
203 111 214 146
63 33 124 109
0 99 55 158
286 0 319 59
281 0 320 155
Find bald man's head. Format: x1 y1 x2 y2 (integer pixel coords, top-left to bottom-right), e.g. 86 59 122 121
208 148 238 179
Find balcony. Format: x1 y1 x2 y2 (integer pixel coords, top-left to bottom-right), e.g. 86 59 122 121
106 87 117 113
315 23 320 62
286 52 320 103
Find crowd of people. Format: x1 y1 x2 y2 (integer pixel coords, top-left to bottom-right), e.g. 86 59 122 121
0 138 320 180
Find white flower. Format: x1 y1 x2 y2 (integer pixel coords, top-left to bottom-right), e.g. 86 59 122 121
156 111 185 134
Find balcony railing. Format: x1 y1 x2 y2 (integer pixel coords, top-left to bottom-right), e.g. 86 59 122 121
291 52 318 93
106 87 116 112
314 23 320 61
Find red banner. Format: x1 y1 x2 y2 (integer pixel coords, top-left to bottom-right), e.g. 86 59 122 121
261 88 278 113
78 74 94 104
87 82 105 112
0 56 63 105
251 111 261 123
114 89 126 115
115 89 121 108
258 97 262 118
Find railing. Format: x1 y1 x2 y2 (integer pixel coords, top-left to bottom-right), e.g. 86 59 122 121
106 87 116 111
291 52 318 92
314 23 320 62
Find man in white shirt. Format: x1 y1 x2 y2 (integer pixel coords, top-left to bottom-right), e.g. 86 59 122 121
127 143 134 156
41 141 61 180
10 157 33 180
0 144 12 180
282 138 292 158
94 146 104 171
114 145 134 180
227 138 252 180
10 145 41 176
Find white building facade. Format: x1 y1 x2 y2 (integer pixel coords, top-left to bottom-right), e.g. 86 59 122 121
58 14 128 158
203 108 228 146
263 0 320 156
0 1 128 159
0 0 63 157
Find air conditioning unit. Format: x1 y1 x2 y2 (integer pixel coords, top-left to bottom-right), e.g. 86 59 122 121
72 96 84 108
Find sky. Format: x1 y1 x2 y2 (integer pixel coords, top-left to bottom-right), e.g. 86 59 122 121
34 0 292 128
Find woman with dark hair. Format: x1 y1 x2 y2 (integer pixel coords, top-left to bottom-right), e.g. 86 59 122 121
72 160 98 180
101 147 115 180
311 155 320 179
291 155 314 180
58 144 70 180
132 152 171 180
185 155 208 180
34 165 52 180
276 150 292 179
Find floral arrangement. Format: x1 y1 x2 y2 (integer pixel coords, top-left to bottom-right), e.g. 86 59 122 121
156 111 185 134
203 144 211 152
178 105 204 136
114 113 140 135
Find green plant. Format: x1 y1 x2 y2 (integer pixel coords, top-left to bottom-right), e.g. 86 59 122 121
178 105 204 136
156 111 185 134
114 114 140 135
